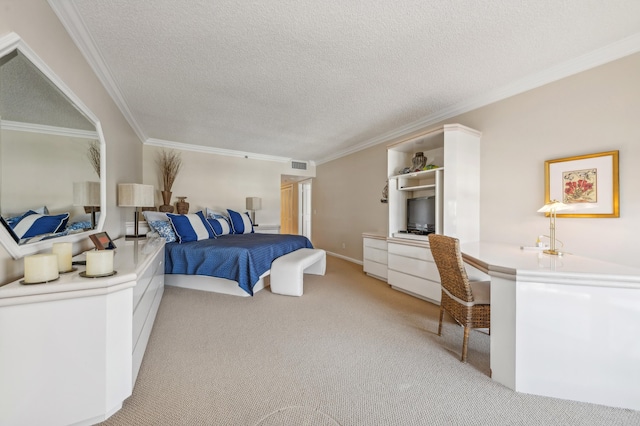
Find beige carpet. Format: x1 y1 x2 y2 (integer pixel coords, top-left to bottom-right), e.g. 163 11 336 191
101 257 640 425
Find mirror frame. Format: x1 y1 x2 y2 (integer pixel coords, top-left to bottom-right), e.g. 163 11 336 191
0 33 106 259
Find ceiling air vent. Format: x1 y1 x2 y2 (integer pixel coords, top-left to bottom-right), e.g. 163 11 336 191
291 160 307 170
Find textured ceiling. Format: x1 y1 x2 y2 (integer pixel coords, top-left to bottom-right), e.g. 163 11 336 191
51 1 640 163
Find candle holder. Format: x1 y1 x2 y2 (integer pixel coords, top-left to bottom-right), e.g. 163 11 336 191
79 270 118 278
20 277 60 285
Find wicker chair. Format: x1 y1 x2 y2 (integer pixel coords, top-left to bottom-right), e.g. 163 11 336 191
428 234 490 362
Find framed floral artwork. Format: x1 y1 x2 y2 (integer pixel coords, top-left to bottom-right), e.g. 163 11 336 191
543 150 619 218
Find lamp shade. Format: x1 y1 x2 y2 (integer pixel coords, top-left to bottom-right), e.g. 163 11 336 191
118 183 155 207
246 197 262 211
537 200 569 213
73 181 100 206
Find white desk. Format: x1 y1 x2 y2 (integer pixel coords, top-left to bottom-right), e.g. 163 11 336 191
460 242 640 411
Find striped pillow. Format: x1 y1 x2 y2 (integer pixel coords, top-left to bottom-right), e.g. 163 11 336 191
226 209 254 234
167 211 215 243
206 217 231 236
11 211 69 239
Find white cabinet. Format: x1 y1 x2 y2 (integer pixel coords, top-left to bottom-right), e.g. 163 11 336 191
369 123 480 305
363 233 388 281
387 239 441 303
0 237 165 426
387 123 480 242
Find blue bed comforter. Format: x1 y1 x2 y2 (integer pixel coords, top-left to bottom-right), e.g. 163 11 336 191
164 233 313 295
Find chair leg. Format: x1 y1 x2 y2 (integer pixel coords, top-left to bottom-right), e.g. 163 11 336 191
461 326 470 362
437 306 444 336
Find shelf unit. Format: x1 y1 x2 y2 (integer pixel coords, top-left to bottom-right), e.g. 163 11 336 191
387 124 480 242
383 124 481 303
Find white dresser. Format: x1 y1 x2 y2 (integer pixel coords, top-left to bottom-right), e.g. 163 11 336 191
0 237 165 426
362 233 388 281
387 237 441 303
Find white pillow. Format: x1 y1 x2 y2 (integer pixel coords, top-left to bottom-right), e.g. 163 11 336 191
143 211 169 222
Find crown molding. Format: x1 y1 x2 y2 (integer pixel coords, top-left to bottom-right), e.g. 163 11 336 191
1 120 98 139
48 0 148 143
144 138 291 163
315 32 640 165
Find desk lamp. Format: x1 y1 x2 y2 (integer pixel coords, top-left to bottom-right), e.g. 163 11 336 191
537 200 569 255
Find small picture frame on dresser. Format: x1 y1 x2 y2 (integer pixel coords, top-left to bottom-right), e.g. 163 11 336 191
89 232 117 250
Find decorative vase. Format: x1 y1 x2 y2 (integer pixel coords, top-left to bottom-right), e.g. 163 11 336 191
176 196 189 214
381 181 388 203
412 152 427 171
159 190 174 213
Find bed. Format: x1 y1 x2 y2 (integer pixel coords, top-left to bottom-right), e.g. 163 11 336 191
163 233 313 297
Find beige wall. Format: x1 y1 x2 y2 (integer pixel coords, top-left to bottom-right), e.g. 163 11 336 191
142 145 313 227
315 52 640 267
314 143 388 260
0 130 95 217
0 0 143 284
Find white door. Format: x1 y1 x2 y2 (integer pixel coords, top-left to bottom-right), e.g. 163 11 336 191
299 181 312 240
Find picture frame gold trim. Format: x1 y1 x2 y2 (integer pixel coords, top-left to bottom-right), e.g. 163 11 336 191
544 150 619 218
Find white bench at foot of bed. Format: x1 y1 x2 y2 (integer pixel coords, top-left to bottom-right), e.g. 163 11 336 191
270 248 326 296
165 272 269 297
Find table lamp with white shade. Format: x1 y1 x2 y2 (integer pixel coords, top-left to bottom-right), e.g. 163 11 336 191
73 181 100 229
246 197 262 225
118 183 155 239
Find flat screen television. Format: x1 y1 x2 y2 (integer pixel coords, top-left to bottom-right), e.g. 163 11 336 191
407 196 436 234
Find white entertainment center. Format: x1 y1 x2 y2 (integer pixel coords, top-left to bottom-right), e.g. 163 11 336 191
364 123 481 303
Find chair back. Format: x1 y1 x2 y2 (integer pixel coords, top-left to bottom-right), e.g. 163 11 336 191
428 234 474 303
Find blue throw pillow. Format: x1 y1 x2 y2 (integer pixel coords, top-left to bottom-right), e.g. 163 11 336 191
147 220 178 243
206 217 231 236
227 209 254 234
65 221 91 232
167 211 215 243
148 220 177 243
11 210 70 239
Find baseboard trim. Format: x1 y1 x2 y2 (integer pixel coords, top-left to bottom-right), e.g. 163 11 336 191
325 251 362 265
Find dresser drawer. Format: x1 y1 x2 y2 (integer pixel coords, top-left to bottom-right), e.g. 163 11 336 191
388 270 441 303
363 237 387 250
388 242 434 262
364 246 388 264
133 250 164 310
364 260 388 280
388 253 440 283
132 273 163 348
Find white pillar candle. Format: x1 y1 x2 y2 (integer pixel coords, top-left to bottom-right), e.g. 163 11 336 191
52 242 73 272
24 254 59 283
86 250 114 276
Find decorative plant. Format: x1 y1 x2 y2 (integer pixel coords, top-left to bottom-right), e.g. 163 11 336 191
86 140 100 177
157 149 182 192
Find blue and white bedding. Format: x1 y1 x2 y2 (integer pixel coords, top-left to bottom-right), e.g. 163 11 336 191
164 233 313 295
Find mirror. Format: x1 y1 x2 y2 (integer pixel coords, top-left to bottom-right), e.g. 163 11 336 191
0 33 105 259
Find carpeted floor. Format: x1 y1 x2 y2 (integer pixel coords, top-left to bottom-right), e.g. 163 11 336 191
100 257 640 425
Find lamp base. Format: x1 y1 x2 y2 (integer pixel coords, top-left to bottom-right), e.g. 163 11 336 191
543 249 562 256
125 234 147 240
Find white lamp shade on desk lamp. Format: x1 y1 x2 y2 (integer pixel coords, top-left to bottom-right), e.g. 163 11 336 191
118 184 155 238
537 200 569 255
